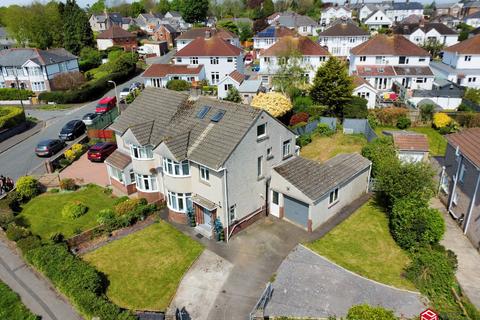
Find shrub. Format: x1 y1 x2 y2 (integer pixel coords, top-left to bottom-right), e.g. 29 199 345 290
5 190 22 212
0 88 33 100
457 103 474 112
59 178 77 191
51 71 86 91
113 196 129 205
289 112 309 126
390 196 445 250
166 79 191 91
64 143 85 162
297 133 312 147
16 176 40 201
0 106 26 130
346 304 397 320
433 113 453 128
367 113 379 129
315 123 335 137
113 198 142 216
361 136 397 177
420 104 435 121
292 96 313 112
343 96 368 119
372 107 407 126
396 116 411 129
96 209 116 224
49 188 60 193
16 235 42 254
61 201 88 219
0 210 14 229
49 232 65 243
6 224 31 241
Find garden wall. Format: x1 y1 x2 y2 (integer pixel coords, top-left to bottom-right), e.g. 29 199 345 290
343 119 377 142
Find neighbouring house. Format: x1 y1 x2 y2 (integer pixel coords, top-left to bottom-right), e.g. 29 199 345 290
364 10 393 31
385 2 424 23
152 24 180 47
106 87 297 238
135 12 163 33
439 128 480 249
175 27 240 51
470 26 480 37
142 64 206 88
431 14 462 28
259 36 330 86
317 19 370 57
237 79 264 104
349 34 433 91
253 25 297 52
430 35 480 89
0 28 14 51
0 48 79 92
407 87 464 110
217 70 264 104
359 3 390 22
96 25 137 51
464 11 480 28
320 6 352 28
121 17 135 30
270 153 371 232
174 35 244 85
267 12 319 36
435 2 463 18
89 11 125 32
393 22 458 46
461 0 480 18
392 132 429 163
352 75 378 109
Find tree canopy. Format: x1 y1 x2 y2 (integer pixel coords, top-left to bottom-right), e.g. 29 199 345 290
182 0 209 23
63 0 94 55
156 0 171 14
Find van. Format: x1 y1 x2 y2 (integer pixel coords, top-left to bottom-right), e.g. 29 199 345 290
95 96 116 113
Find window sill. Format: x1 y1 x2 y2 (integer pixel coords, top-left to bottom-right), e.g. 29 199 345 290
282 154 293 161
328 200 339 209
257 135 269 143
267 155 274 161
136 188 160 193
199 179 211 186
257 176 265 181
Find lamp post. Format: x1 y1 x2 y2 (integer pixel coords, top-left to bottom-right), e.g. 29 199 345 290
107 80 120 114
13 72 25 114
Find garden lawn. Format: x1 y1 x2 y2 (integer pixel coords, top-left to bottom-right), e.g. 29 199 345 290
306 200 416 291
0 280 39 320
301 132 367 162
82 221 203 311
375 126 447 156
19 185 115 239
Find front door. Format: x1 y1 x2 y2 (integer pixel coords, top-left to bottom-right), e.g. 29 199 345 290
203 207 212 226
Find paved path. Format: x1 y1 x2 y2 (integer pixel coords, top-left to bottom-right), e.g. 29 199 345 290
265 245 427 319
432 198 480 309
0 234 82 320
60 153 109 187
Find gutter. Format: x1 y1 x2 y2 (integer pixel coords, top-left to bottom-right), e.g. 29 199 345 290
463 169 480 235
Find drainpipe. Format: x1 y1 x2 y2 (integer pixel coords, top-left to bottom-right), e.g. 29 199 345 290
438 166 446 195
448 150 462 216
222 168 229 243
464 169 480 235
366 163 372 193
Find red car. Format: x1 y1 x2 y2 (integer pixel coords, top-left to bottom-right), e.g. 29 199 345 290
95 96 116 114
87 142 117 162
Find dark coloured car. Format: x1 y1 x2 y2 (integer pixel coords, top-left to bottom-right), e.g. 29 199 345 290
82 113 99 126
59 120 86 140
35 139 65 157
251 64 260 72
130 82 144 91
87 142 117 162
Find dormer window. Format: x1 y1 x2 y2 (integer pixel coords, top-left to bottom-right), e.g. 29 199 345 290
131 145 153 159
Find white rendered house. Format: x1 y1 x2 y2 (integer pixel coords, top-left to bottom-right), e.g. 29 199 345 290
142 64 206 88
393 23 458 47
320 6 352 27
317 20 370 57
364 10 393 31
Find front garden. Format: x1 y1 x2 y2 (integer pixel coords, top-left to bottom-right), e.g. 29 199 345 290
0 280 39 320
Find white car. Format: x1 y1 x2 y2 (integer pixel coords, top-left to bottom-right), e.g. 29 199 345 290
82 113 99 125
119 87 131 100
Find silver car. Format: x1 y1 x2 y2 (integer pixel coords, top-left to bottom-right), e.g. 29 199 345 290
82 113 99 125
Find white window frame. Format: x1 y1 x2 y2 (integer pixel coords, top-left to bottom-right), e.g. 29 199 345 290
257 155 263 178
190 56 199 64
210 56 219 64
167 190 192 213
229 205 236 222
130 145 154 160
200 165 210 182
272 190 279 205
162 158 190 177
257 123 267 138
329 188 339 205
282 139 291 158
109 166 124 183
459 164 466 183
135 173 158 192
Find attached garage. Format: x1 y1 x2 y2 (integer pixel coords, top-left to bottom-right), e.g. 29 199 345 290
270 153 371 232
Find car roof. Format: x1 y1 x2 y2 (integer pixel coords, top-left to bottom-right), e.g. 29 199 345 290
38 139 57 145
99 96 115 103
121 87 130 91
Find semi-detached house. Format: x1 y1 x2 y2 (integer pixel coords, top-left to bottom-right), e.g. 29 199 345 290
392 22 458 47
175 27 240 51
253 25 297 52
317 19 370 57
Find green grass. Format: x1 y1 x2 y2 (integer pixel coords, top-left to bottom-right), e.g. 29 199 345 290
82 221 203 311
375 126 447 156
19 185 116 239
37 104 80 111
301 132 367 162
306 200 416 291
0 281 39 320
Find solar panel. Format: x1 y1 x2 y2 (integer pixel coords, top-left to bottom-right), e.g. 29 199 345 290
210 109 226 122
196 106 211 119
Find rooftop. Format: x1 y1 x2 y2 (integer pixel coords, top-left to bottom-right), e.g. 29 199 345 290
318 20 369 37
97 25 136 39
393 133 429 152
238 79 262 93
447 128 480 168
142 64 204 78
390 2 423 10
175 35 242 57
262 36 329 56
176 27 237 40
0 48 77 67
443 35 480 54
393 23 457 35
350 34 430 56
254 25 297 38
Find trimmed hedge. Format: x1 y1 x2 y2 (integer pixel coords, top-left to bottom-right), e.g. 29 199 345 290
0 88 33 100
0 106 25 130
25 244 135 320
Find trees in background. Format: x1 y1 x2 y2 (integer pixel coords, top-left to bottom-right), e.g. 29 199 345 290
156 0 171 14
63 0 94 55
217 20 239 34
238 22 253 41
421 38 444 58
183 0 209 23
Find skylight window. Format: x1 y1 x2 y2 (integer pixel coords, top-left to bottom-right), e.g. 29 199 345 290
196 106 211 119
211 109 226 122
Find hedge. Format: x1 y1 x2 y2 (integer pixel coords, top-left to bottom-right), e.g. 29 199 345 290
0 88 33 100
25 244 135 320
0 106 25 130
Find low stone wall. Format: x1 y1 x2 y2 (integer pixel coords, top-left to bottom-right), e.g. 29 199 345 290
0 122 28 143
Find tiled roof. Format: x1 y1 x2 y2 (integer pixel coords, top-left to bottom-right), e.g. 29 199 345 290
176 27 237 40
110 88 263 170
228 70 246 83
443 35 480 54
262 36 329 56
446 128 480 168
393 66 434 76
464 1 480 8
175 36 242 57
105 150 132 169
0 48 76 67
393 23 457 35
97 25 136 39
254 25 297 38
466 10 480 19
352 75 374 89
355 65 396 77
318 20 369 37
274 153 371 202
390 2 423 10
393 133 429 152
238 80 262 93
351 34 430 56
142 64 204 77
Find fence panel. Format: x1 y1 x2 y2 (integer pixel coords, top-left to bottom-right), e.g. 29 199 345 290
343 118 377 142
320 117 336 130
88 108 119 130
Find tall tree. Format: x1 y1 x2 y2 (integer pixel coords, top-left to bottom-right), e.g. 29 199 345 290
63 0 94 55
156 0 171 14
238 22 253 41
170 0 185 12
217 20 239 34
310 57 353 116
262 0 274 17
182 0 209 23
130 1 146 16
89 0 106 14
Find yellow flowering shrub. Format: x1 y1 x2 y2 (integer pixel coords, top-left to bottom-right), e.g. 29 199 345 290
251 92 293 117
63 143 85 162
433 113 453 128
64 149 76 162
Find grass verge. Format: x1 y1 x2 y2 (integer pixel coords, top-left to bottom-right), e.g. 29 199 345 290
0 280 39 320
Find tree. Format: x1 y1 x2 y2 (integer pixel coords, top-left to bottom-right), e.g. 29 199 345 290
464 88 480 104
251 92 293 117
421 38 444 58
343 96 368 119
89 0 106 14
237 22 253 41
361 136 397 177
130 1 146 16
225 87 242 102
420 103 435 121
262 0 274 17
170 0 185 12
217 20 239 34
457 22 473 41
182 0 209 23
310 57 353 116
63 0 94 55
156 0 171 14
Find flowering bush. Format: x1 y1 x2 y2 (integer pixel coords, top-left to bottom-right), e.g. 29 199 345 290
289 112 309 126
371 107 407 126
63 143 85 162
433 113 453 128
251 92 292 117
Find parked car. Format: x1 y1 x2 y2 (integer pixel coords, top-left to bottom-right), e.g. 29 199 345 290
251 64 260 72
35 139 65 157
130 82 144 91
87 142 117 162
95 96 117 114
82 113 99 126
119 87 131 100
59 120 86 140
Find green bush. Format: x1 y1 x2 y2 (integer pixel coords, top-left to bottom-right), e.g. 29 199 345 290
113 196 129 205
113 198 142 216
16 176 40 201
5 190 22 212
49 232 65 243
367 113 379 129
166 79 191 91
420 104 435 121
0 210 14 229
315 123 335 137
0 281 40 320
293 96 313 112
16 235 42 254
297 133 312 147
0 88 33 100
361 136 397 177
343 96 368 119
390 196 445 250
79 47 103 72
346 304 397 320
61 201 88 219
59 178 77 191
396 116 411 129
6 224 31 241
0 106 26 130
96 209 116 224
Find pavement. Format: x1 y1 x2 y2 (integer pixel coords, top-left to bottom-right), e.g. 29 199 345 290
432 197 480 309
0 121 44 155
59 153 109 187
0 232 82 320
264 245 427 319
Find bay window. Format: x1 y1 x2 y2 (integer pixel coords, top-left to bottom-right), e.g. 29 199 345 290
135 174 158 191
162 158 190 176
130 145 153 159
167 191 192 213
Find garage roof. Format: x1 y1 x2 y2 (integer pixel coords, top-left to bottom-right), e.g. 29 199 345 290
274 153 371 202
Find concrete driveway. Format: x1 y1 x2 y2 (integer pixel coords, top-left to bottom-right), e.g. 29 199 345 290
59 153 109 187
265 245 427 319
